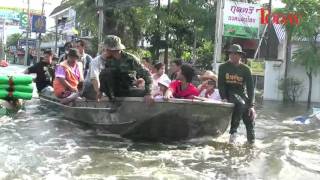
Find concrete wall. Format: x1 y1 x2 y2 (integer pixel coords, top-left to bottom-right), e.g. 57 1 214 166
264 42 320 102
263 60 284 101
287 62 320 103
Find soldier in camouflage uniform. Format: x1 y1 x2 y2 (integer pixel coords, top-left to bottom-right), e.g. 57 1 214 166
99 35 153 102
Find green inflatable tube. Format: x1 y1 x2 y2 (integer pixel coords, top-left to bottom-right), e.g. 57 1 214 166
0 84 34 93
0 90 7 99
0 75 33 85
0 90 33 100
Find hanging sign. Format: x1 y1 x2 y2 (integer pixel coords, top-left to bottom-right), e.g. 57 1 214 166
223 1 260 39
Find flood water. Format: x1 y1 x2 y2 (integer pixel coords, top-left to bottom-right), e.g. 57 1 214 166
1 65 320 179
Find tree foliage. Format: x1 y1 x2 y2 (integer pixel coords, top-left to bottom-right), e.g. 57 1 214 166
69 0 216 64
6 33 21 47
286 0 320 108
278 77 303 103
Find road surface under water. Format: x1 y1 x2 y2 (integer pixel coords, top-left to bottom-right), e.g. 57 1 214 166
0 65 320 179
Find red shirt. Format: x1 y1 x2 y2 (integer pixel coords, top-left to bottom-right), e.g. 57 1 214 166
169 80 199 99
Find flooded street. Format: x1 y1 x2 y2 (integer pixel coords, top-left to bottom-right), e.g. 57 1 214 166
1 66 320 179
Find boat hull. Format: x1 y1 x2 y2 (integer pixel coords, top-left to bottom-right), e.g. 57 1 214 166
39 95 234 141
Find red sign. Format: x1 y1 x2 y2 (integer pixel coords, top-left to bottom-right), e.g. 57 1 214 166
257 8 302 26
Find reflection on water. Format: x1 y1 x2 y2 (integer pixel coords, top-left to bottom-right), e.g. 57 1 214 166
0 99 319 179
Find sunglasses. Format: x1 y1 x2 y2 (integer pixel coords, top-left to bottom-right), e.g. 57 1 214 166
207 80 216 85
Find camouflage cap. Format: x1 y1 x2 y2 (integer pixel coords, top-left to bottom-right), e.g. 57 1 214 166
227 44 245 54
104 35 126 50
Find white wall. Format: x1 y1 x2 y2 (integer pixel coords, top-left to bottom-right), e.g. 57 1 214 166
264 42 320 102
287 62 320 102
263 60 283 101
263 42 286 101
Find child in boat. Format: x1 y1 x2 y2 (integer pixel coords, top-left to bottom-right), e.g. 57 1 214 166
153 75 171 100
151 62 170 96
197 70 215 92
198 79 221 102
196 71 221 102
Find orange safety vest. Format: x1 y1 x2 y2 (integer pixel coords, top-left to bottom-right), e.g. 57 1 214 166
53 60 84 97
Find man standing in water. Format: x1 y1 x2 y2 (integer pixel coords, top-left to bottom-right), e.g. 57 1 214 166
218 44 256 144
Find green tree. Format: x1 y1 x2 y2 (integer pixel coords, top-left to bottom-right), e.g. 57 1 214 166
6 33 21 47
69 0 152 52
274 1 300 102
69 0 216 69
290 0 320 108
194 39 214 70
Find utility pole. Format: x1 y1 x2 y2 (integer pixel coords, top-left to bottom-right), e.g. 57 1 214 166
155 0 161 60
0 19 5 60
36 0 45 63
97 0 104 46
164 0 170 73
54 17 58 55
266 0 272 60
24 0 30 66
213 0 224 73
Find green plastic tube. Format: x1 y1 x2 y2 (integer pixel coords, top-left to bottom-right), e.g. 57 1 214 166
13 91 33 100
0 75 33 85
12 76 33 85
0 84 33 93
0 76 9 84
0 90 7 99
0 90 33 100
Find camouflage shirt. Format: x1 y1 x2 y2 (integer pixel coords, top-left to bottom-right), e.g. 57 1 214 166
104 51 152 94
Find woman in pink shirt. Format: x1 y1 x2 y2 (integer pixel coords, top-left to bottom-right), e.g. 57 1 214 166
164 64 199 99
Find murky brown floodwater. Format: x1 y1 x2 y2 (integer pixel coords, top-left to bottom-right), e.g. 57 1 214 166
1 65 320 179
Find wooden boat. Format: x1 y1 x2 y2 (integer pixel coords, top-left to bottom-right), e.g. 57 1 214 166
39 94 234 142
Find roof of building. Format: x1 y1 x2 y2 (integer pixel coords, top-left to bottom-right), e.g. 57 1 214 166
273 24 320 43
50 3 71 17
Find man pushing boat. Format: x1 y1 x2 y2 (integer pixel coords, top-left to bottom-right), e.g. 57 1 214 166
218 44 256 144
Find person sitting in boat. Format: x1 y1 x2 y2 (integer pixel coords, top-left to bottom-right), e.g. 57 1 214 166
197 70 215 91
98 35 153 103
198 79 221 102
53 48 84 104
23 49 55 95
169 59 182 80
59 42 73 63
142 57 155 74
151 62 170 96
196 71 221 101
81 40 110 100
164 64 199 100
75 39 93 79
153 75 171 100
